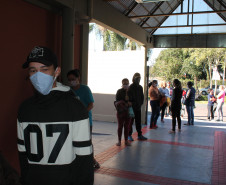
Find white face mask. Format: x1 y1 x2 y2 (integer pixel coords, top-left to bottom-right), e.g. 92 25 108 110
70 80 79 87
123 85 129 89
29 68 57 95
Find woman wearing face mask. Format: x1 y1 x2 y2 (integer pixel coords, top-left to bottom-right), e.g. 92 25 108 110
115 78 132 146
149 80 161 129
67 69 100 169
67 69 94 123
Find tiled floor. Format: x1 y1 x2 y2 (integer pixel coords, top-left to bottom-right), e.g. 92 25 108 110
92 104 226 185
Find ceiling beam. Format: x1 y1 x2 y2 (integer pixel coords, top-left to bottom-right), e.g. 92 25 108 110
139 1 164 27
153 34 226 48
91 0 152 46
129 10 226 18
203 0 226 22
23 0 61 13
150 1 182 35
124 1 138 16
216 0 226 9
144 23 226 29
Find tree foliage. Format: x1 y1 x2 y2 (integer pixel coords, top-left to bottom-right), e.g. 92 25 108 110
151 48 226 88
151 49 184 81
89 23 140 51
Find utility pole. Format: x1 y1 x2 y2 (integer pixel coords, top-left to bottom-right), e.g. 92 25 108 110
209 57 212 88
223 59 225 85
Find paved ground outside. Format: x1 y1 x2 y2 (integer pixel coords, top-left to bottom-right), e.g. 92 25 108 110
92 103 226 185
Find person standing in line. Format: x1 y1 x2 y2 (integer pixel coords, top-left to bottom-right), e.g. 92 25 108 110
184 81 196 126
149 80 161 129
207 89 216 121
67 69 100 169
181 88 187 117
169 79 183 133
216 85 225 121
166 81 173 116
128 73 147 141
115 78 132 146
18 46 94 185
158 81 170 123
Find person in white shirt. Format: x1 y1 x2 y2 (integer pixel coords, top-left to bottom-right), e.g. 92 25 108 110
159 81 170 123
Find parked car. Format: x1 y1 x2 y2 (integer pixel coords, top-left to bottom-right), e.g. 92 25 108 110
199 85 220 95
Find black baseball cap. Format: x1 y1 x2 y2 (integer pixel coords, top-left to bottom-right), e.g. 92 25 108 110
22 46 58 69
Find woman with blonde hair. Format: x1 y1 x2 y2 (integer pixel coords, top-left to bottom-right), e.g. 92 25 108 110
158 81 170 123
216 85 225 121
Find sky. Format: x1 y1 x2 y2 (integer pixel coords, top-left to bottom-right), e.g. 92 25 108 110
155 0 226 35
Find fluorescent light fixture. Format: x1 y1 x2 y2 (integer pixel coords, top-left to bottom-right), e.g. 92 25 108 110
135 0 171 3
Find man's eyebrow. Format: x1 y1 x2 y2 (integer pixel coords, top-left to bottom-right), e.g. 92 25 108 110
28 67 36 70
40 65 49 68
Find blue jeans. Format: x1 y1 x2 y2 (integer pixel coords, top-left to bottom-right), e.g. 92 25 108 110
150 100 160 127
216 102 224 121
186 105 194 125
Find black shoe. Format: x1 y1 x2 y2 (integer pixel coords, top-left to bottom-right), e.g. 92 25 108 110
93 159 100 169
184 123 190 126
138 135 147 140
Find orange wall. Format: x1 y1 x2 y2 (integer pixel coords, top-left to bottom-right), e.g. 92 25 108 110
0 0 65 172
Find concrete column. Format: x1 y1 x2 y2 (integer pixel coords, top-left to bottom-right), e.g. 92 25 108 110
61 7 74 84
79 23 89 85
141 47 148 125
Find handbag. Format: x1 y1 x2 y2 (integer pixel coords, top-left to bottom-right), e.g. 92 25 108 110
128 107 135 118
159 95 167 107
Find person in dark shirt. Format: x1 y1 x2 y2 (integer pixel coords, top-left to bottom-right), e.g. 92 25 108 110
184 81 196 126
169 79 183 133
207 89 216 121
127 73 147 141
115 78 132 146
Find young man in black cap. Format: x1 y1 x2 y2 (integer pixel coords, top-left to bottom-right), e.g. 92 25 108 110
17 46 94 185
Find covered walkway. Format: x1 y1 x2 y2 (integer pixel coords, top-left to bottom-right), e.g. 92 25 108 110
92 104 226 185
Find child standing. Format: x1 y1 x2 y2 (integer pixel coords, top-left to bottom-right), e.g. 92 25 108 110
207 89 216 121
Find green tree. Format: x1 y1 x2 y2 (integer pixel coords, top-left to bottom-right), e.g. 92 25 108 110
151 48 184 81
181 49 204 90
151 48 226 90
89 23 140 51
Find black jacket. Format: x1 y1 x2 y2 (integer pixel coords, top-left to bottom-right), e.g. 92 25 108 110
171 87 183 111
186 87 196 106
17 83 94 185
128 83 144 111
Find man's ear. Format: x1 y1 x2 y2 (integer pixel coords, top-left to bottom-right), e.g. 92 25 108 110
55 67 61 78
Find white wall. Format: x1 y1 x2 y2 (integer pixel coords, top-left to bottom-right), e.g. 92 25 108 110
88 49 146 123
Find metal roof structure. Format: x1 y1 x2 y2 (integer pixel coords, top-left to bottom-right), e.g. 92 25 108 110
24 0 226 48
105 0 226 35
